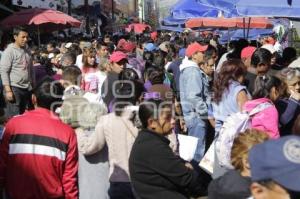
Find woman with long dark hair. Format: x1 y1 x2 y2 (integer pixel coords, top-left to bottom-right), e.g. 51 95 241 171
213 59 250 132
213 59 250 178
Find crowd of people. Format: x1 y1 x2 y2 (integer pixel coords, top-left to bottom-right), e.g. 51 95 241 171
0 25 299 199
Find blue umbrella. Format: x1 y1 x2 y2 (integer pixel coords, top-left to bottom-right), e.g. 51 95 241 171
236 0 300 18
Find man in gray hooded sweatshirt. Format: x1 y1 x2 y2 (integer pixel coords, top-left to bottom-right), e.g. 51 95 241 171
0 26 33 118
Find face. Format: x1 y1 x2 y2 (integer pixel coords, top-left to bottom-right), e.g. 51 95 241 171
149 106 175 136
288 80 300 94
60 43 67 54
251 182 290 199
271 54 277 65
111 59 126 73
212 51 218 63
14 31 29 48
98 46 109 57
104 37 111 44
202 58 215 76
256 62 270 76
79 41 85 50
47 44 54 53
192 51 204 64
87 56 96 66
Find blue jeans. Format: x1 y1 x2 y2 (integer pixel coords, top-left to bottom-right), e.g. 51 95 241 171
185 117 207 162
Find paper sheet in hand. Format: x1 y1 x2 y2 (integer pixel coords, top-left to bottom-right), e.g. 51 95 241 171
177 134 198 162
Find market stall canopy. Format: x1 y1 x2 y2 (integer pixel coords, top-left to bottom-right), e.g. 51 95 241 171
171 0 237 19
218 28 274 44
186 17 273 29
125 23 151 34
162 16 186 26
198 0 300 18
0 8 81 31
236 0 300 18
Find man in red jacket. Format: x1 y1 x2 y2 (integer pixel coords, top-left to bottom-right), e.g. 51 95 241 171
0 77 79 199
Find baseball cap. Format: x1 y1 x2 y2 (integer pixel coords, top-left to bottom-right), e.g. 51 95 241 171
186 42 208 58
123 42 136 53
144 43 158 52
249 135 300 192
150 31 158 41
109 51 127 63
241 46 257 59
159 41 170 53
117 39 127 49
261 44 276 54
288 57 300 69
65 42 73 49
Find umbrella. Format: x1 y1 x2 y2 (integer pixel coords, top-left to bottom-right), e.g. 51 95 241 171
186 17 273 29
125 23 151 34
0 8 81 45
1 8 81 28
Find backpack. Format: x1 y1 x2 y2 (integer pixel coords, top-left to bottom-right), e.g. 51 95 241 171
215 100 273 169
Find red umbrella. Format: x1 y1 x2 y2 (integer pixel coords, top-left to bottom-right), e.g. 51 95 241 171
185 17 273 29
0 8 81 29
0 8 81 46
125 23 151 34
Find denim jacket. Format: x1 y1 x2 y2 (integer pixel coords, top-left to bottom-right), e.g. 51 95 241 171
179 58 211 122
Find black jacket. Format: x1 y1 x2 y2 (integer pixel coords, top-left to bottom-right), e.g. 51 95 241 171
208 170 251 199
129 129 204 199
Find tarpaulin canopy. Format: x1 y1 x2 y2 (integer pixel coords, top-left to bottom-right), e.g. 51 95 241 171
198 0 300 18
196 0 239 16
171 0 234 19
186 17 273 29
236 0 300 18
218 28 274 43
159 25 184 32
162 16 186 26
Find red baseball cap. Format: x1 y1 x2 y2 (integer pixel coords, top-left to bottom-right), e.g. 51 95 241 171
110 51 128 63
241 46 257 59
151 31 158 41
186 42 208 58
123 42 137 53
117 39 127 49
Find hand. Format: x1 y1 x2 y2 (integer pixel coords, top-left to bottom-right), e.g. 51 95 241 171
290 90 300 101
185 162 194 170
5 91 14 102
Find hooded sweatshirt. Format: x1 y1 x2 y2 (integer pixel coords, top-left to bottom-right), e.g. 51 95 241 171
208 170 251 199
0 43 33 89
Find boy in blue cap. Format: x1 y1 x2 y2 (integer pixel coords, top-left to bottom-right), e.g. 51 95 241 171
249 135 300 199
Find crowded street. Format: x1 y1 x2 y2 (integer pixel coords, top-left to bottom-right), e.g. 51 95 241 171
0 0 300 199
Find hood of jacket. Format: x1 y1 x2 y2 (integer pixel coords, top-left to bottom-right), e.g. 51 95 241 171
179 56 199 71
